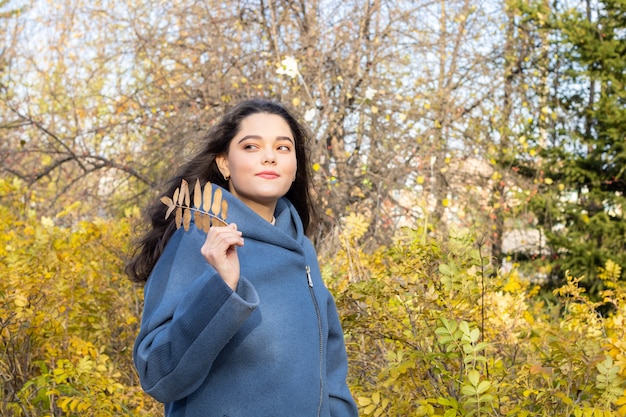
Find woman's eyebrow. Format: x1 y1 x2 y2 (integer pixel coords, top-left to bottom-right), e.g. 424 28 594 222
276 136 295 143
237 135 294 144
237 135 261 143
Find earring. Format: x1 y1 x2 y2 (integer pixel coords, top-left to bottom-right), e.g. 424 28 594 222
224 175 230 181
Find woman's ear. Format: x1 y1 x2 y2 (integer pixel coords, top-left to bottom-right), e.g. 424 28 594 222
215 154 230 180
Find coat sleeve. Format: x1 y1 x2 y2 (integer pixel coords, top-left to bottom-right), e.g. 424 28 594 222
133 225 259 403
326 293 360 417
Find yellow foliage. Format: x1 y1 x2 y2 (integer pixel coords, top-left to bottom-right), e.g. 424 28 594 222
324 226 626 416
0 178 160 416
2 178 626 416
340 212 369 242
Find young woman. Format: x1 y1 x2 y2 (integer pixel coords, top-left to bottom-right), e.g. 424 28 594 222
126 99 359 417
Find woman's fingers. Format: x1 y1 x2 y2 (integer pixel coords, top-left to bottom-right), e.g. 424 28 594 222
205 224 243 250
201 223 243 290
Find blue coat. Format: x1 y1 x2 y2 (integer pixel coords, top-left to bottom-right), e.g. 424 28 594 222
133 185 359 417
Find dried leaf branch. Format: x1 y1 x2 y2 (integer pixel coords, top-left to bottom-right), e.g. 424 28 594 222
161 179 229 232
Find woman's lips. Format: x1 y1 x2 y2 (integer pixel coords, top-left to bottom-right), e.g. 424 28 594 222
256 171 280 179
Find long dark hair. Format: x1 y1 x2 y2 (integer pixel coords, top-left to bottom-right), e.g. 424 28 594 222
126 99 315 284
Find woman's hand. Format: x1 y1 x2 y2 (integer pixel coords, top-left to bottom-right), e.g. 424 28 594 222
200 223 244 291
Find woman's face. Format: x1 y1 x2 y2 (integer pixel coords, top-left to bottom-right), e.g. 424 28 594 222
216 112 297 217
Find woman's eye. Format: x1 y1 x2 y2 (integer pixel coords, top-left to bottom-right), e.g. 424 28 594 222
277 145 291 151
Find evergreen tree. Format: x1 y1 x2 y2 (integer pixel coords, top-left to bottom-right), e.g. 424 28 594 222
530 0 626 294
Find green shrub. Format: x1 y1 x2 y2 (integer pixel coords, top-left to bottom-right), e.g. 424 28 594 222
326 218 626 416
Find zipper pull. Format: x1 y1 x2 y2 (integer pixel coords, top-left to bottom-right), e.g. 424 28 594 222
306 265 313 287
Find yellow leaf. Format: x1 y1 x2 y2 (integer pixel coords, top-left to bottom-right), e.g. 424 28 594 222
194 179 202 208
161 196 175 219
183 209 191 231
41 216 54 228
14 295 28 308
529 363 543 374
523 310 535 325
357 396 372 406
70 398 80 411
221 200 229 221
199 213 211 232
211 188 222 216
180 179 190 206
203 182 213 211
56 201 82 218
58 397 71 411
416 176 425 184
175 207 182 229
372 391 380 404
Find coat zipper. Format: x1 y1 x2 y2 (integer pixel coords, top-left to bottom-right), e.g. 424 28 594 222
306 265 324 417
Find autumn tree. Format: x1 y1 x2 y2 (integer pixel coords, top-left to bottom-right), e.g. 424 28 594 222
0 0 528 258
475 0 557 267
0 0 26 174
1 0 157 221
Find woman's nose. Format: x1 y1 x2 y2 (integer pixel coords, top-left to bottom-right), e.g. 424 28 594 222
262 148 276 164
